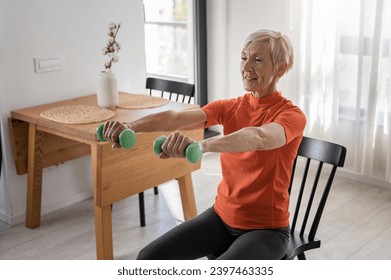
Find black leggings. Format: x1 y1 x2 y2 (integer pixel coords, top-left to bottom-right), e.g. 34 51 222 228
137 207 290 260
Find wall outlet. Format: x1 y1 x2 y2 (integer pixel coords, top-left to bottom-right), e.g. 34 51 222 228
34 56 65 73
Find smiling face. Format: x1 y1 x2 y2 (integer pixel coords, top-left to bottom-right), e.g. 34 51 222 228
241 40 282 98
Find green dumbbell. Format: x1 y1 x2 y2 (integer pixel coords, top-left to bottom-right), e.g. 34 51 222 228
96 123 136 149
153 135 203 164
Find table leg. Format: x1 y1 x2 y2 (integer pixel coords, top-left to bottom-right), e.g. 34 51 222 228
26 124 44 229
94 204 113 260
177 173 197 220
91 143 113 260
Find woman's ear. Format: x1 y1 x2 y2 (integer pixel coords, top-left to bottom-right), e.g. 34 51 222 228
275 63 288 78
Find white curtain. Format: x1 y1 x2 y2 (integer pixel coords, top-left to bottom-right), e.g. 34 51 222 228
296 0 391 183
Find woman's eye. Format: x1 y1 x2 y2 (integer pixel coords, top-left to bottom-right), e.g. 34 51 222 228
255 58 262 62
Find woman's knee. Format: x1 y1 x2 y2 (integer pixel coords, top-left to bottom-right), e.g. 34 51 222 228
136 247 148 260
136 245 158 260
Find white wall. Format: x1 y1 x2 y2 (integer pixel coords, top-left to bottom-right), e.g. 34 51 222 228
0 0 146 224
207 0 300 104
0 0 300 225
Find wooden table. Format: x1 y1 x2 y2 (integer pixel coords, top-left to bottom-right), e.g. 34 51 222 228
8 93 202 259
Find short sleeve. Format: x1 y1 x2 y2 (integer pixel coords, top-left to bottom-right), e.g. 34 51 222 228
201 99 229 128
274 107 307 144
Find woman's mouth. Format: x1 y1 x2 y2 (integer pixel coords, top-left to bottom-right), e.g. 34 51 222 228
244 76 257 80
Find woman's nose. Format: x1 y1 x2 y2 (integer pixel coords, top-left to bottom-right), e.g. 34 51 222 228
242 60 253 71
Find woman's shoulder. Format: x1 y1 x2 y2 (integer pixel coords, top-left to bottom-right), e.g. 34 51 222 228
206 94 246 107
278 95 305 113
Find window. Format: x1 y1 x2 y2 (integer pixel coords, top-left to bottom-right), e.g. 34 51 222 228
297 0 391 182
143 0 194 83
336 0 391 125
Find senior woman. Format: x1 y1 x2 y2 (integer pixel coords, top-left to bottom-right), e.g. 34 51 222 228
102 29 306 260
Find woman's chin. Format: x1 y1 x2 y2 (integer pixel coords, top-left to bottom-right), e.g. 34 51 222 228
243 84 253 92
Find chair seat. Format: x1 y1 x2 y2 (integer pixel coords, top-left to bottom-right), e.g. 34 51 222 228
283 231 321 260
208 231 320 260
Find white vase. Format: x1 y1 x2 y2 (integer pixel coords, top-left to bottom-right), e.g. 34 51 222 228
96 71 119 108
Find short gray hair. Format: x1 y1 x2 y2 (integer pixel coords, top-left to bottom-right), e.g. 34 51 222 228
242 29 294 73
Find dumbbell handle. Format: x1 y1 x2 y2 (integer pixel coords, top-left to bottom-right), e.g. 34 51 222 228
96 123 136 149
153 135 203 164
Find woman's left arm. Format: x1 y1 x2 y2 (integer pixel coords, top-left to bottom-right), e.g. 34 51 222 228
201 123 286 153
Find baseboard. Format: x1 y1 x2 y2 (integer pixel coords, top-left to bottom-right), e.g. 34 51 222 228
41 188 93 216
1 189 93 226
337 169 391 190
0 209 12 225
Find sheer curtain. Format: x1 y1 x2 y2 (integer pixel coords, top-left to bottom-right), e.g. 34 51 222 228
296 0 391 183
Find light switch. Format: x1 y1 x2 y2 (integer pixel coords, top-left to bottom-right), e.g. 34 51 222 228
34 56 65 73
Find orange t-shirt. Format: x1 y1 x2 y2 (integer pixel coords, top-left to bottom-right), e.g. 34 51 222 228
201 92 306 229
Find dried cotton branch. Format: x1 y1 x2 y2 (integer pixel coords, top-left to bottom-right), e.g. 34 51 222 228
102 22 122 72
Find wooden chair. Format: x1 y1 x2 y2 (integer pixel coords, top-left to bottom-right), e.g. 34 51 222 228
138 77 195 227
283 136 347 259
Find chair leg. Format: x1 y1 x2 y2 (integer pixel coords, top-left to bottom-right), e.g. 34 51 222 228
154 186 158 195
297 252 306 260
138 192 146 227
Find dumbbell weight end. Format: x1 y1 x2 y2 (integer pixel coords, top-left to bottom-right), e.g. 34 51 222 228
185 142 203 164
153 135 167 156
96 123 106 142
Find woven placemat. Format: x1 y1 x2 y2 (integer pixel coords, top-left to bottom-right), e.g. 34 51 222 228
118 93 169 109
40 105 115 124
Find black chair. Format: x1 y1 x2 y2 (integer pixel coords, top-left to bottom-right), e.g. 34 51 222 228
207 136 346 260
146 77 195 104
283 136 347 260
138 77 195 227
147 77 220 139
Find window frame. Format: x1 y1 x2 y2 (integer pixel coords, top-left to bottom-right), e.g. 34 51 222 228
143 0 194 84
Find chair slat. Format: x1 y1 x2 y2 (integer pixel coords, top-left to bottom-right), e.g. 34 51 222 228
308 165 338 240
300 161 323 236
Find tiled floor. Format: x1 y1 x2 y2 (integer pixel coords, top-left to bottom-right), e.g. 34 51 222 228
0 153 390 260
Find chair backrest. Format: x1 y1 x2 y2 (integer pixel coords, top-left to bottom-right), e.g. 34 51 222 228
146 77 195 104
288 136 347 241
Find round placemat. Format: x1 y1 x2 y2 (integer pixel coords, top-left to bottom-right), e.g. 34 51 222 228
40 105 115 124
118 93 169 109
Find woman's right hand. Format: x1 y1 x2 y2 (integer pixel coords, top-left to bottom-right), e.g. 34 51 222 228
102 121 129 148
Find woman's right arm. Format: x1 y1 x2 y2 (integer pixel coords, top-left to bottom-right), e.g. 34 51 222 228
102 109 207 146
126 109 207 132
